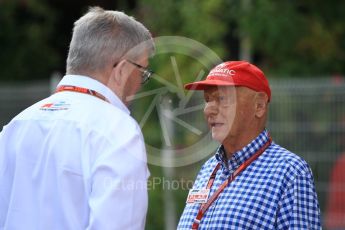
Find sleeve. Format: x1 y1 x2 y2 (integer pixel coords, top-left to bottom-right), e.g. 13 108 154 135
276 169 322 230
86 124 149 230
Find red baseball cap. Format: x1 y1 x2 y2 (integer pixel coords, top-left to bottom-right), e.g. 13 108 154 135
184 61 271 101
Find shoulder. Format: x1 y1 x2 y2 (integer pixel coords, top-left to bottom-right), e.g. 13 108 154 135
85 104 143 151
10 94 142 144
62 94 142 139
98 104 140 132
264 142 313 179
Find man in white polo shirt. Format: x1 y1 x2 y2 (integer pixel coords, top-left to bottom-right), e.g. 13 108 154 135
0 6 154 230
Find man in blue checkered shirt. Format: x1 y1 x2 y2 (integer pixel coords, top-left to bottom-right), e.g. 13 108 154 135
178 61 321 229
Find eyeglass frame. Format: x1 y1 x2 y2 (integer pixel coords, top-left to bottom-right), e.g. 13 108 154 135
113 60 153 84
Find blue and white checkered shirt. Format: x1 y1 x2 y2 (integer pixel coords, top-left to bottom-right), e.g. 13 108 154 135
178 130 321 229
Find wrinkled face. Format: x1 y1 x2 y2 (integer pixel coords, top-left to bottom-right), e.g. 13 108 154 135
203 86 257 144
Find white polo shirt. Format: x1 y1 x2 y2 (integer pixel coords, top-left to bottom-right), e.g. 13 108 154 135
0 75 149 230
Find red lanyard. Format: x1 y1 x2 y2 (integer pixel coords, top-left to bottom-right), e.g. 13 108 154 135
55 85 108 102
191 136 272 230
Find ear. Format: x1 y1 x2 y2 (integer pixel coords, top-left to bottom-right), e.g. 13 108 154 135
254 92 268 118
112 59 128 87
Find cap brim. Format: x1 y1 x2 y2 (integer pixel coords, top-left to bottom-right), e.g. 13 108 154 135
184 79 237 90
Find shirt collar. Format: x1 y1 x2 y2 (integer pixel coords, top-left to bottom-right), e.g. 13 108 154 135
215 129 270 172
57 74 130 114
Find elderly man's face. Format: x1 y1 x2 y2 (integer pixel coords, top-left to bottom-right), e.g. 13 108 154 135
203 86 257 144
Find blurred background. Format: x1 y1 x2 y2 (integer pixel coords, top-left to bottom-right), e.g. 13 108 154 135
1 0 345 229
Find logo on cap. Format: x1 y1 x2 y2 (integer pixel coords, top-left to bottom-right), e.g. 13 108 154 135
209 64 236 77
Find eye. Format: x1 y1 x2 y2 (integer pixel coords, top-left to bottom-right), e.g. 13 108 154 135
219 96 226 101
218 95 229 104
204 94 210 102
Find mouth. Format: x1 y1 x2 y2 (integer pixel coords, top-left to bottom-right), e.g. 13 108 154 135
209 122 224 128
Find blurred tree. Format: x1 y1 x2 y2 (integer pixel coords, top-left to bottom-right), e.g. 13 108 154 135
138 0 345 76
0 0 136 81
0 0 60 81
46 0 133 73
138 0 227 80
232 0 345 76
2 0 344 81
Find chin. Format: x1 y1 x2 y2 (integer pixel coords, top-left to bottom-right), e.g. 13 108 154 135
211 126 231 143
211 133 226 144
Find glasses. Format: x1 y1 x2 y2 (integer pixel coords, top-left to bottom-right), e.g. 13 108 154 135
126 60 153 84
113 60 153 84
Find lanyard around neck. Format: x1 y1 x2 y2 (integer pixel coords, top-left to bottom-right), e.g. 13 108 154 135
191 136 272 230
55 85 108 102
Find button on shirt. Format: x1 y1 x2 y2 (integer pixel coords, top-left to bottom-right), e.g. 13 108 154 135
178 130 321 229
0 75 149 230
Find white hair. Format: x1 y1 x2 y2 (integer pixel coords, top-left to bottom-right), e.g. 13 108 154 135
66 6 154 75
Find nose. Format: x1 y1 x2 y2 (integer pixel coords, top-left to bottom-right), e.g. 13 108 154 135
204 101 219 117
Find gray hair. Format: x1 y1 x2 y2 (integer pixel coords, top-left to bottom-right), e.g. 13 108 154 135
66 6 154 75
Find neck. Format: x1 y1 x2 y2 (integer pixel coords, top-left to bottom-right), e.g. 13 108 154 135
223 128 264 159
